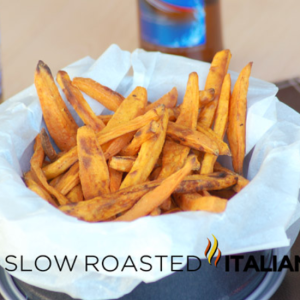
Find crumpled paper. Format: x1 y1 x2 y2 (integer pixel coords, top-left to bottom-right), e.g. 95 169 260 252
0 44 300 300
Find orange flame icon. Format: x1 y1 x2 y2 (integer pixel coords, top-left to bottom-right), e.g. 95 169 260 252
205 234 221 267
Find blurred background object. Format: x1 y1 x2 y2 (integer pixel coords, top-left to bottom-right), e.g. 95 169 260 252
0 0 300 101
138 0 223 62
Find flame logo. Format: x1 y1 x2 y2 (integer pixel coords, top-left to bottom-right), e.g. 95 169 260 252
205 234 221 267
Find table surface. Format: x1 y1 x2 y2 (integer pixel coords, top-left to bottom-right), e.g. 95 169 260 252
0 1 300 299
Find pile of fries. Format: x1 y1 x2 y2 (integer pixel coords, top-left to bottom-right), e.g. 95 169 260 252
24 50 252 222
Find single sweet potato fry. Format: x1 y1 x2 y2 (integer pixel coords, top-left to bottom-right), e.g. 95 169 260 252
176 72 199 128
49 173 64 187
72 77 124 111
42 147 78 180
196 124 230 156
214 162 249 192
59 169 235 222
109 167 123 193
34 61 78 151
66 184 84 203
31 135 70 205
109 156 136 173
175 172 238 193
201 73 231 174
77 126 110 199
167 122 220 155
59 180 162 221
97 109 159 145
175 192 227 213
158 141 189 179
227 62 252 175
57 71 105 132
213 74 231 139
119 121 160 156
198 50 232 128
120 105 168 189
116 155 199 221
199 88 215 108
145 87 178 112
40 128 58 162
55 162 80 195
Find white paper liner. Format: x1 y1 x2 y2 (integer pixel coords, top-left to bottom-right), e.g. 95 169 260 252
0 44 299 299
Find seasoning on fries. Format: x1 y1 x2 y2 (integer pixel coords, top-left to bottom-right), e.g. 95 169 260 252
24 50 252 222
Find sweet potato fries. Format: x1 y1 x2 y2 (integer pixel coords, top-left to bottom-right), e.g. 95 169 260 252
25 50 252 222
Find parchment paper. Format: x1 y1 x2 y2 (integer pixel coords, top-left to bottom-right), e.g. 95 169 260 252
0 44 300 299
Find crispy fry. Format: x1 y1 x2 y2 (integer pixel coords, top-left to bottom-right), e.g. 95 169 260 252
227 62 252 175
157 140 188 179
49 173 63 187
119 121 160 156
196 124 231 157
40 128 58 162
34 61 78 151
120 106 168 189
176 72 200 128
198 50 232 128
145 87 178 112
214 162 249 192
31 135 70 205
55 162 80 195
213 74 231 139
109 156 136 173
116 155 199 221
201 73 231 174
59 180 161 221
101 86 148 157
72 77 124 111
167 122 220 155
109 168 123 193
175 172 238 193
175 192 227 213
97 109 159 146
77 126 110 199
158 73 200 179
199 88 215 108
66 184 84 203
57 71 105 132
42 147 78 180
